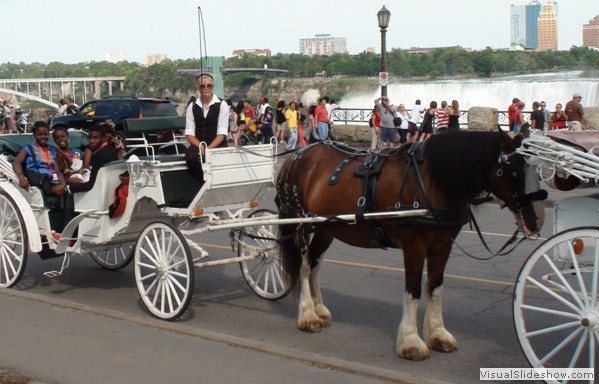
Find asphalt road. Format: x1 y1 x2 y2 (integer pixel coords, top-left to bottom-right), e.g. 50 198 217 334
2 183 582 384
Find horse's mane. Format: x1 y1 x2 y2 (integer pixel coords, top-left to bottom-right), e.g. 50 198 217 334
422 131 501 204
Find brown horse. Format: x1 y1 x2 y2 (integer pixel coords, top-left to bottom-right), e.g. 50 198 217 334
275 129 546 361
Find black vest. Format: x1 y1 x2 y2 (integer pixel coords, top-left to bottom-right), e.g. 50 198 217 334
192 101 227 147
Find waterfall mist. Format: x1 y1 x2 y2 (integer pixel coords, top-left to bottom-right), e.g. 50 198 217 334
339 71 599 111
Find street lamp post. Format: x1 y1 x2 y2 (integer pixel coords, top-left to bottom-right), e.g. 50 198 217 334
377 6 391 97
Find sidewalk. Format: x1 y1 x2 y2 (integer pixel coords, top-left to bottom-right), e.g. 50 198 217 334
0 289 449 384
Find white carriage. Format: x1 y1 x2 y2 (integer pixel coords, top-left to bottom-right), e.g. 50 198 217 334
515 130 599 381
0 116 290 320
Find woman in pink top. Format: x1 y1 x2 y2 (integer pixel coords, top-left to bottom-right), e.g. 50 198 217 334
436 100 449 133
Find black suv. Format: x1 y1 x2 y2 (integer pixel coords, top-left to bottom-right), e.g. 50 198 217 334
50 97 179 139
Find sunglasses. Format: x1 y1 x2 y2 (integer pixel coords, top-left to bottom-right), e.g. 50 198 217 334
198 84 214 89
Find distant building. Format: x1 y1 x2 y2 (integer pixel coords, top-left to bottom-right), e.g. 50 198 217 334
145 53 168 66
537 2 558 51
583 15 599 49
231 49 272 58
299 34 346 56
104 52 127 63
510 1 541 49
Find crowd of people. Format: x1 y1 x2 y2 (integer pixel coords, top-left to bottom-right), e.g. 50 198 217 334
369 98 461 148
368 91 588 148
507 93 587 133
220 94 338 150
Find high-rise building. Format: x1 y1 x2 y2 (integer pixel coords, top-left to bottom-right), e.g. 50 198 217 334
511 4 527 47
299 34 347 56
510 1 541 49
537 2 558 51
583 15 599 49
525 1 541 49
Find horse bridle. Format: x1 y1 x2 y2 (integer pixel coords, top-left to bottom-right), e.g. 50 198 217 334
495 150 547 231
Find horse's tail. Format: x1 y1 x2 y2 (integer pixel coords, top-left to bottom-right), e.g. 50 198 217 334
277 211 302 292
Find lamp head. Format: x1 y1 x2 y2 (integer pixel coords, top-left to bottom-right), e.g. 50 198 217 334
377 5 391 29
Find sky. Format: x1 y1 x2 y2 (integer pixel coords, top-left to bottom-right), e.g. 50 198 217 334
3 0 598 65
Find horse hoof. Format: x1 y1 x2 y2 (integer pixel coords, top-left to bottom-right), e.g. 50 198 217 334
396 336 429 361
428 337 458 353
398 346 429 361
318 317 332 328
427 330 457 353
298 322 321 333
315 305 332 327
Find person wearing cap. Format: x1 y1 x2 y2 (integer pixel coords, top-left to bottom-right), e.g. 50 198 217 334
184 73 229 181
565 93 586 131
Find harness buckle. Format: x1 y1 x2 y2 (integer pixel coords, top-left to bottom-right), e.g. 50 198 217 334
357 196 366 207
413 201 420 209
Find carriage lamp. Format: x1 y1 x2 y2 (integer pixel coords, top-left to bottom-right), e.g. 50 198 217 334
572 238 584 255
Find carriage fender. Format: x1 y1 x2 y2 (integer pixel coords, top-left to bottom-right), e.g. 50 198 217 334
0 181 43 253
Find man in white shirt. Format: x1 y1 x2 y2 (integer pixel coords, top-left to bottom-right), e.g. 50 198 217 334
184 73 230 181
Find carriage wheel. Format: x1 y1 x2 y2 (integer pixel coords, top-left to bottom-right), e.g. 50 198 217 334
90 243 134 270
238 209 290 300
514 226 599 380
0 191 28 288
134 222 194 320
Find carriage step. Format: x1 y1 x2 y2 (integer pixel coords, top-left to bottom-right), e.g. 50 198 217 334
43 254 70 278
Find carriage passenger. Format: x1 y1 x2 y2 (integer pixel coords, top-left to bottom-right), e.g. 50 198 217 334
184 73 229 182
52 126 85 183
55 123 120 241
12 120 66 196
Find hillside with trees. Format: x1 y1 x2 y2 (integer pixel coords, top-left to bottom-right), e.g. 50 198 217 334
1 46 598 105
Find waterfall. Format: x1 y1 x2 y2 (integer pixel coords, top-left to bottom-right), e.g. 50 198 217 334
339 71 599 111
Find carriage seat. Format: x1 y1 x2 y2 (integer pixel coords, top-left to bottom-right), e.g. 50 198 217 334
122 116 187 157
73 160 128 213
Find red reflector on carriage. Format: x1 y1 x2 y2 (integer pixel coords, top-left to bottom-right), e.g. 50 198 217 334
193 208 204 216
572 238 584 255
249 200 259 209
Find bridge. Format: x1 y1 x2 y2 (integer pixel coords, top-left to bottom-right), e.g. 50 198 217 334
0 76 125 108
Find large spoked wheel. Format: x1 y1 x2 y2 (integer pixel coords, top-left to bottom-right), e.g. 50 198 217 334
0 191 28 288
134 222 194 320
514 227 599 381
90 243 134 270
238 209 290 300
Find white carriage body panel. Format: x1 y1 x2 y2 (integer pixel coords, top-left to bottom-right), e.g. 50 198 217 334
0 180 43 252
194 144 275 211
553 194 599 263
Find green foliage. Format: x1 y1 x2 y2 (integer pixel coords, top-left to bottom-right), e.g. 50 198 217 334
1 47 598 103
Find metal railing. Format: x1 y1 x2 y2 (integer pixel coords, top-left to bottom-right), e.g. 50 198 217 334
331 108 532 130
